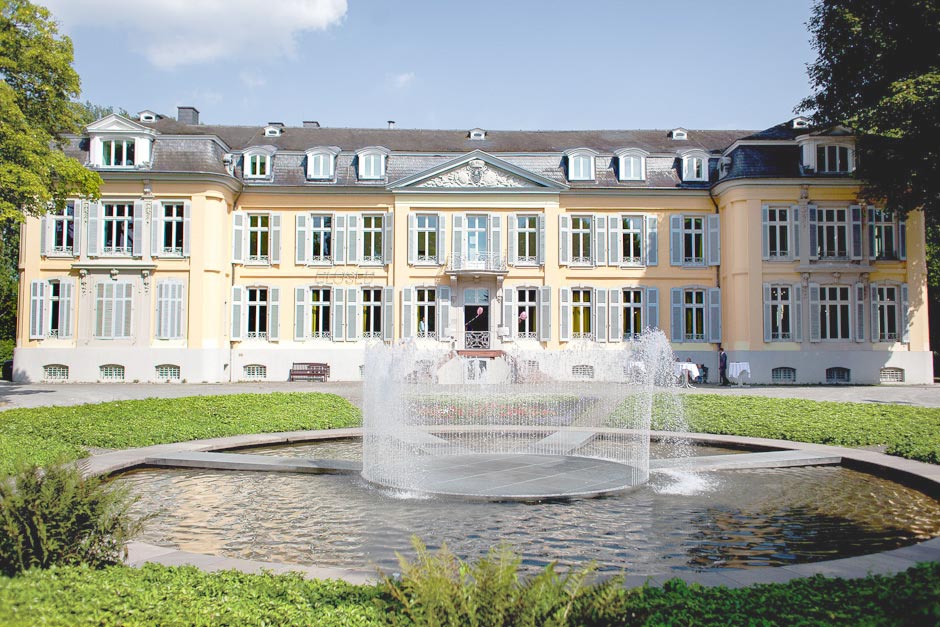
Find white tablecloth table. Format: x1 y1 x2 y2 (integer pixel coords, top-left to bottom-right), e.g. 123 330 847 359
728 361 751 385
675 363 700 388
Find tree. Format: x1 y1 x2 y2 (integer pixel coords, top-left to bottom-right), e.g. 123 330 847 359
74 100 130 126
799 0 940 218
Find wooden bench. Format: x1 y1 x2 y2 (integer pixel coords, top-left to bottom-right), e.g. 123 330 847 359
289 362 329 382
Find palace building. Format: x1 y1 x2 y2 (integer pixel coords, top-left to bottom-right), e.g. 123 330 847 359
13 108 931 384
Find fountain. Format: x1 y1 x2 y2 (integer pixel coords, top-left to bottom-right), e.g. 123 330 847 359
361 330 678 500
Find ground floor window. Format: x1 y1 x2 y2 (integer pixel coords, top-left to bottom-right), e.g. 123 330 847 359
571 289 592 339
156 364 181 381
683 289 705 341
43 364 69 381
771 366 796 383
416 288 436 338
819 286 851 341
362 288 382 338
517 288 538 339
310 288 331 338
99 364 125 381
826 366 851 383
244 364 267 380
623 289 643 339
879 367 904 383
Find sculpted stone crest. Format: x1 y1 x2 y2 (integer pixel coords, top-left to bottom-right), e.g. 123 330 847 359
418 161 530 188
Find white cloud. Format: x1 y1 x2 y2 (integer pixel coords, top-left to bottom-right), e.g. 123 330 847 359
239 70 267 89
390 72 416 89
44 0 347 69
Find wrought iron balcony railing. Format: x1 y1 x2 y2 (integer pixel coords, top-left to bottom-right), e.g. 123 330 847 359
446 252 507 273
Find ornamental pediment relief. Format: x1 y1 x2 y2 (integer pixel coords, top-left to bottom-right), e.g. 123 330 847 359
85 113 156 135
389 150 567 191
417 160 531 188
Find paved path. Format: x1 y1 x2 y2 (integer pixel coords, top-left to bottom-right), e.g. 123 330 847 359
2 380 939 410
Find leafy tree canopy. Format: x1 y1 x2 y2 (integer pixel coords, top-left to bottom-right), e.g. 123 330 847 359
799 0 940 218
0 0 100 221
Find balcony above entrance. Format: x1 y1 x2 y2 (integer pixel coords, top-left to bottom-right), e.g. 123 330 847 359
446 252 508 276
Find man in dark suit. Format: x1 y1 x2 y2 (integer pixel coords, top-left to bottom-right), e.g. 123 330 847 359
718 345 730 386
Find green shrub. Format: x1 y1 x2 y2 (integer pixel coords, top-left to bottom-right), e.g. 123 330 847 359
0 463 145 576
0 338 12 363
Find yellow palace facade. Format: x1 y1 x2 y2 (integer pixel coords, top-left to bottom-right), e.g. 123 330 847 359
13 109 930 384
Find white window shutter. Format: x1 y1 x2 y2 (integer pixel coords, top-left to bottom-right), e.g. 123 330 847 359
670 288 683 342
407 214 417 265
182 201 192 257
507 214 517 265
346 287 358 341
173 281 184 339
559 215 571 265
331 287 345 341
646 287 659 331
155 281 168 339
94 282 107 338
706 214 720 266
808 206 818 260
40 214 49 256
132 200 144 256
452 214 464 262
268 287 280 341
646 216 658 266
669 215 682 265
232 213 245 263
594 215 606 266
436 214 446 264
850 205 862 260
870 284 880 341
151 202 163 256
899 216 907 260
808 283 821 342
231 286 244 340
502 287 515 339
437 286 451 339
537 214 546 265
707 287 722 343
868 207 877 260
333 214 345 265
594 288 608 341
790 204 800 259
489 214 502 262
559 287 571 342
347 214 359 264
383 212 394 265
59 279 75 339
119 282 133 338
608 288 622 342
900 283 910 343
608 216 621 265
72 205 82 257
382 286 394 342
763 283 772 342
295 214 308 265
269 214 281 265
793 284 803 342
87 202 101 256
29 280 46 339
854 282 865 342
761 205 770 260
538 286 551 342
401 287 414 338
294 287 308 341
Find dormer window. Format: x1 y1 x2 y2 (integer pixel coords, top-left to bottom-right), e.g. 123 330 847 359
102 139 136 167
469 128 486 140
263 124 283 137
306 147 339 180
245 153 270 178
138 111 158 123
86 114 155 169
615 149 648 181
681 150 709 182
565 149 597 181
791 116 811 129
816 144 853 173
670 128 688 140
357 147 388 180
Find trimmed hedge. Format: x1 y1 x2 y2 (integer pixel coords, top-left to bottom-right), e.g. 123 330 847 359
0 393 361 474
0 562 938 626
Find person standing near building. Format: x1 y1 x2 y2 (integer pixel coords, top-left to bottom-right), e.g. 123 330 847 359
718 345 729 386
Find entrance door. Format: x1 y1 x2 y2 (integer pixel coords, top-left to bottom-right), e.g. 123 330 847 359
463 288 490 348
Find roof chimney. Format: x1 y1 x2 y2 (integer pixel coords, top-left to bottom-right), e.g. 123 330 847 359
387 120 396 129
303 120 320 128
177 106 199 125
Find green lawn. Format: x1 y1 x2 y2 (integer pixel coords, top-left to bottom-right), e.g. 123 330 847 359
0 393 361 474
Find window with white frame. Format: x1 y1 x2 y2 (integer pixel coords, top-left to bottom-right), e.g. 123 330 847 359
571 289 593 340
101 139 135 167
516 215 538 264
683 155 707 181
623 289 644 339
571 216 592 265
466 215 488 261
47 281 62 338
568 154 594 181
870 209 898 260
102 203 134 255
359 153 384 180
416 288 437 338
94 281 133 339
43 364 69 381
307 152 333 179
160 203 185 256
516 288 538 339
246 287 269 339
49 202 75 255
816 145 852 173
244 364 266 380
99 364 125 381
248 214 270 263
156 364 181 381
245 153 270 178
362 215 384 263
30 279 73 339
619 154 645 181
621 216 644 265
819 285 851 340
362 287 382 338
816 208 848 258
309 214 332 262
682 216 705 264
766 206 790 258
416 214 438 262
874 285 899 342
683 289 706 341
768 285 792 341
309 288 331 338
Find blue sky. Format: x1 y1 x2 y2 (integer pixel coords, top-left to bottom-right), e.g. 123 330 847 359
46 0 818 131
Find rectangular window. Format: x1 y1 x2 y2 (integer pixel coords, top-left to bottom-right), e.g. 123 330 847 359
416 215 438 262
362 215 384 263
360 154 383 179
516 215 538 264
683 289 706 341
94 282 132 339
247 154 269 177
767 206 790 258
875 286 898 341
682 216 705 264
50 202 75 255
310 215 333 262
102 139 135 167
161 203 185 256
416 288 437 338
466 215 488 262
769 285 792 341
571 216 592 265
362 288 382 338
571 288 593 339
569 155 593 180
871 210 897 260
102 203 134 255
247 287 268 339
308 153 331 179
621 155 643 180
621 216 644 265
816 145 851 173
623 289 644 339
309 288 331 338
516 288 538 339
48 281 61 338
816 208 848 259
819 285 851 340
248 214 270 263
